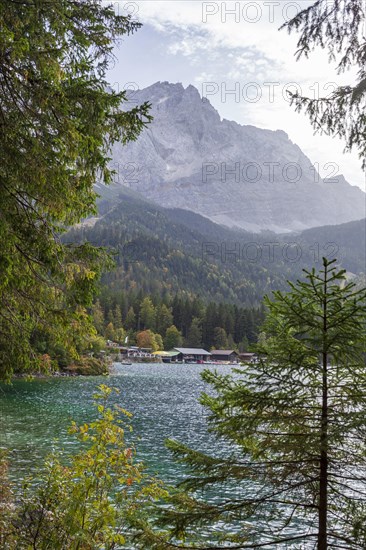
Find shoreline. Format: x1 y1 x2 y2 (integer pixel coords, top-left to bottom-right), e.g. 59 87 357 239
9 360 244 381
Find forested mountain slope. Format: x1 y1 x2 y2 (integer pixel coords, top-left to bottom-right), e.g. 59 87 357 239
67 189 365 305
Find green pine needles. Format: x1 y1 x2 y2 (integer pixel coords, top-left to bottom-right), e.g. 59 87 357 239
162 258 366 548
282 0 366 169
0 0 152 378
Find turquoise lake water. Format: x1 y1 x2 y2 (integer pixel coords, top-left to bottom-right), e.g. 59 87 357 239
0 362 312 547
0 362 231 485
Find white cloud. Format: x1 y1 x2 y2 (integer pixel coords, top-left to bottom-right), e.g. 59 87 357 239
128 0 365 189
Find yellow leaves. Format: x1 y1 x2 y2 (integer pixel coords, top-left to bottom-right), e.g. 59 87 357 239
105 432 118 445
93 384 119 400
125 448 133 460
113 533 126 545
10 384 170 548
85 269 96 281
140 482 169 501
115 405 133 419
68 421 78 435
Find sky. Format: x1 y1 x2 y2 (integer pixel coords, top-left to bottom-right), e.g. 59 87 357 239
107 0 365 191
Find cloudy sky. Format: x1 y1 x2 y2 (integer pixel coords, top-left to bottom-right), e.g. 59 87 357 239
108 0 365 191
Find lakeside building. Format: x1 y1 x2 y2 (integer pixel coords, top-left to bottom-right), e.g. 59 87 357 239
173 348 211 362
152 350 181 363
210 349 239 363
239 352 257 363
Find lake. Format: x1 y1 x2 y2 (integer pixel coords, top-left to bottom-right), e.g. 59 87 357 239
0 362 312 547
0 362 232 485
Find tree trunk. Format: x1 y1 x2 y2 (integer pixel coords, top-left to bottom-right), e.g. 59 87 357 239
318 264 328 549
318 354 328 549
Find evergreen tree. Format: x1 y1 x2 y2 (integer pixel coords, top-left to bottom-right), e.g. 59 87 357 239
107 308 115 326
181 298 193 338
164 325 183 351
203 303 217 349
212 326 228 349
104 322 115 342
191 297 205 320
155 304 173 336
154 333 164 351
125 307 136 331
185 318 203 348
91 300 105 335
238 335 250 352
172 296 184 331
163 259 366 548
224 305 235 337
0 0 151 378
114 327 126 344
246 310 256 343
113 305 123 329
139 297 156 330
283 0 366 168
227 333 236 350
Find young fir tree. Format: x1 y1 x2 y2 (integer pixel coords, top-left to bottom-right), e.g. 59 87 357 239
162 259 366 548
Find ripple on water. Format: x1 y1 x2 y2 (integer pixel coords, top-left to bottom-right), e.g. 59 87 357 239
0 363 315 546
0 363 232 484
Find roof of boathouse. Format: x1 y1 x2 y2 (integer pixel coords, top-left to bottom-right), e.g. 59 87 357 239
173 348 211 355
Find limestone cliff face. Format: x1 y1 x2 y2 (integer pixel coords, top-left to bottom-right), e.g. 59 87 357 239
110 81 365 233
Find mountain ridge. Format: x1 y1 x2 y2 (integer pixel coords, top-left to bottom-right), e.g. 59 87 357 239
69 187 365 305
108 81 365 233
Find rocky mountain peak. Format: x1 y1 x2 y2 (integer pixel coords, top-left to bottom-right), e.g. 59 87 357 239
112 82 365 233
